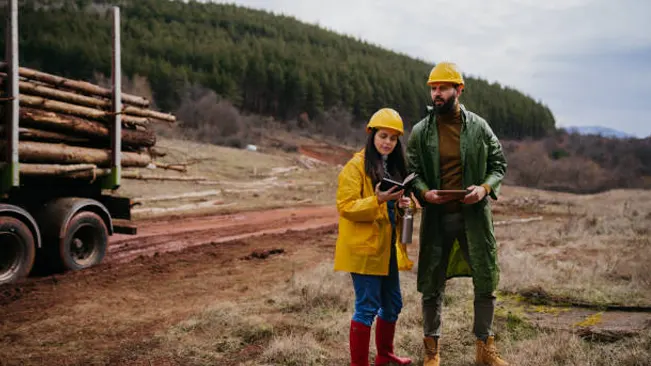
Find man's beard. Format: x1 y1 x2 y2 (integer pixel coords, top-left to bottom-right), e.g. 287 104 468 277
432 96 456 115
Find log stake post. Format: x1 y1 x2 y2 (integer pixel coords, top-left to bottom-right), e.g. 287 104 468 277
105 6 122 189
2 0 19 192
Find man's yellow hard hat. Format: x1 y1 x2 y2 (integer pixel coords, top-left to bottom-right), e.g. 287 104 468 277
427 62 464 87
366 108 404 135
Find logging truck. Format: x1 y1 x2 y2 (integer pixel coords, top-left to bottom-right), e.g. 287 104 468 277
0 3 170 284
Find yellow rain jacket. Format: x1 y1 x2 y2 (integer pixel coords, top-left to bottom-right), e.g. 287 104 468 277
334 150 414 275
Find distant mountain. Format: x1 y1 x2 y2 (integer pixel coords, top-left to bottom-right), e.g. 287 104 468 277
565 126 636 139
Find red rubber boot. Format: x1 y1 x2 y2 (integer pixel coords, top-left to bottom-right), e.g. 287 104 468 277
374 318 412 365
350 320 372 366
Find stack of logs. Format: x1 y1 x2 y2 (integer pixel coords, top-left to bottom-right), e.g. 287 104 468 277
0 63 175 180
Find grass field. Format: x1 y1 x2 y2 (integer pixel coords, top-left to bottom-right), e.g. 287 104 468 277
145 180 651 365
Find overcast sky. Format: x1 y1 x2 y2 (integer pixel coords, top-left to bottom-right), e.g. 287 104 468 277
211 0 651 137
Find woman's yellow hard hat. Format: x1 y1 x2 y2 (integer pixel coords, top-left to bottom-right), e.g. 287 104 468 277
366 108 404 135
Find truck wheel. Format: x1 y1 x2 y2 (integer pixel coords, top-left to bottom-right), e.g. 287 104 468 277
59 211 108 271
0 217 36 285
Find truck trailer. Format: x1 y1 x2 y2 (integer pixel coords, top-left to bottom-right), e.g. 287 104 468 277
1 2 151 284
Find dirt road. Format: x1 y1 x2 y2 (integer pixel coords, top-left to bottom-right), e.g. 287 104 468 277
109 205 338 263
0 205 341 366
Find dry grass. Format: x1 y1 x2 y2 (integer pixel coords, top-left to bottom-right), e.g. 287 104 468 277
272 263 351 314
158 302 275 365
152 185 651 365
160 259 651 365
155 263 353 365
259 333 327 366
496 186 651 306
505 330 651 366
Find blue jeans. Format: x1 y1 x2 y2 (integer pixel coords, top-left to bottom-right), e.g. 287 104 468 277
351 239 402 327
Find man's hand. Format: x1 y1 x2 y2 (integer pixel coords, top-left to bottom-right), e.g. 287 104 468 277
375 183 404 204
462 185 487 204
424 190 458 205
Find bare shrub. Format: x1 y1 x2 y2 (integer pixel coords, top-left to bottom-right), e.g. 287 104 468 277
313 104 365 146
173 84 250 147
504 142 551 187
545 157 610 193
503 132 651 193
504 139 633 193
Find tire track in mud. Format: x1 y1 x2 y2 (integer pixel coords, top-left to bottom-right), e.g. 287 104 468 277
108 205 339 263
0 221 341 366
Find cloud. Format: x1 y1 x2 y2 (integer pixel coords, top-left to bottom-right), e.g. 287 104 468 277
210 0 651 137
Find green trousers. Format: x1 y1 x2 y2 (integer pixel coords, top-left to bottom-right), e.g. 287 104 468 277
422 212 496 341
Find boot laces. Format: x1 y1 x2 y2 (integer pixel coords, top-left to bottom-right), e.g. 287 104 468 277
484 343 503 361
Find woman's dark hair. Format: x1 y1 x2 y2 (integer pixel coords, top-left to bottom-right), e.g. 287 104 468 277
364 128 408 187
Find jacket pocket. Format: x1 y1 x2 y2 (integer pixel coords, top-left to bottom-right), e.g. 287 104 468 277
347 221 381 255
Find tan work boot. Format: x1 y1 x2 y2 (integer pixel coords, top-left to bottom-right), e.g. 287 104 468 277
423 336 440 366
476 336 509 366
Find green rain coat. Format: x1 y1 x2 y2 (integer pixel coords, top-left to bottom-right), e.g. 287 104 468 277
406 104 507 295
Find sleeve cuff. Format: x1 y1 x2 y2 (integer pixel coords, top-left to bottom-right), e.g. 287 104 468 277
481 183 492 195
420 190 428 201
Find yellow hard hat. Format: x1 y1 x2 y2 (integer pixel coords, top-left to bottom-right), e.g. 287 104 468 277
427 62 464 87
366 108 404 135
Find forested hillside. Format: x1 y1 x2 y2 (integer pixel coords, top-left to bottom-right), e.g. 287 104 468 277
1 0 555 138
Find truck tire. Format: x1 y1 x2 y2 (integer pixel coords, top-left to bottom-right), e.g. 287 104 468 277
0 216 36 285
59 211 108 271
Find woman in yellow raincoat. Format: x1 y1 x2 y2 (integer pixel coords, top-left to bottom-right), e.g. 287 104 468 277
334 108 414 366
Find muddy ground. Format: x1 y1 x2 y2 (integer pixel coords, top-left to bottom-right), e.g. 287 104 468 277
0 217 340 365
1 138 650 365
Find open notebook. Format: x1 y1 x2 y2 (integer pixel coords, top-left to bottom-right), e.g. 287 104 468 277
379 172 418 192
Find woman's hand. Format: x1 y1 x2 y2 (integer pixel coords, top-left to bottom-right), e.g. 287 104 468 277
398 195 411 209
375 183 403 204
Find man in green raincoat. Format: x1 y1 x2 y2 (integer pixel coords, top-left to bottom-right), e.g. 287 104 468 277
406 62 509 366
